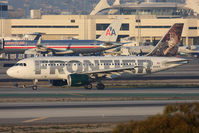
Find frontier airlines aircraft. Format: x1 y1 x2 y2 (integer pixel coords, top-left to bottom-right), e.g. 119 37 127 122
7 23 187 90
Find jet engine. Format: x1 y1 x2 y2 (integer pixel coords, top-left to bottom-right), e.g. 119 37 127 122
50 74 90 87
67 74 90 86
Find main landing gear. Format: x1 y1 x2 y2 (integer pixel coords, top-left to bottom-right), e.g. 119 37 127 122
96 83 105 90
84 84 92 90
84 83 105 90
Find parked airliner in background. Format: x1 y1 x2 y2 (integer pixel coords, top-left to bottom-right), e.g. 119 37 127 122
0 18 123 55
178 45 199 57
120 45 199 57
7 23 187 90
0 32 42 41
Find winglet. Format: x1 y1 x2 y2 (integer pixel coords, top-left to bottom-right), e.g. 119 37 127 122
36 36 42 46
97 17 122 42
147 23 184 57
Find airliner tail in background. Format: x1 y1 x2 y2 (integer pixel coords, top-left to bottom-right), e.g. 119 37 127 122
147 23 184 57
97 17 122 42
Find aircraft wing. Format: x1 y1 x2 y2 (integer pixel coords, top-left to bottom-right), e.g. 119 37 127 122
77 66 137 76
25 45 74 55
25 37 74 55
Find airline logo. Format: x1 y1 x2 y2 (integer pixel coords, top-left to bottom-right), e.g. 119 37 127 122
35 59 153 75
106 26 116 36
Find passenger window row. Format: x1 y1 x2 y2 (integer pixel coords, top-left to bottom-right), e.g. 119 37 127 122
41 63 136 66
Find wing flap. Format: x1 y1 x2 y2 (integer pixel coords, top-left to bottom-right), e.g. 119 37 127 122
164 59 188 65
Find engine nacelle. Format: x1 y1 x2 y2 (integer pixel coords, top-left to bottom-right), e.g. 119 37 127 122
50 74 90 87
67 74 90 86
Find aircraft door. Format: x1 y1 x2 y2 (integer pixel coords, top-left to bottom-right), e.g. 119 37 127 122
0 38 4 50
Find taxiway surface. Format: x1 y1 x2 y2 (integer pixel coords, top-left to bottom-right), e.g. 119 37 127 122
0 100 198 125
0 87 199 98
0 87 199 125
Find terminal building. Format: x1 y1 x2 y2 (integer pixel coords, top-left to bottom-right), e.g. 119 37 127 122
0 0 199 46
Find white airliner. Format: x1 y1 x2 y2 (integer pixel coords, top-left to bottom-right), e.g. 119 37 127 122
0 18 123 56
7 23 187 90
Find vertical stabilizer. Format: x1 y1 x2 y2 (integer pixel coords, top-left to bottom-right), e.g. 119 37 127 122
90 0 110 15
147 23 184 57
185 0 199 14
97 17 122 42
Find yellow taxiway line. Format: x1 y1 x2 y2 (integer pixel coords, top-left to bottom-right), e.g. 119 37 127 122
67 93 84 97
23 117 48 123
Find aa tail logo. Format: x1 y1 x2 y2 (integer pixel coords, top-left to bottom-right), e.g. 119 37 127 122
106 27 116 36
97 17 122 42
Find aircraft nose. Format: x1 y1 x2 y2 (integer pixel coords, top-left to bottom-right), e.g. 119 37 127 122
7 67 17 78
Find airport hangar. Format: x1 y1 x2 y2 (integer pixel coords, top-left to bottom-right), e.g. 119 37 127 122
0 2 199 46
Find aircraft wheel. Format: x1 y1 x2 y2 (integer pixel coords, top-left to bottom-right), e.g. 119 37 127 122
84 84 92 90
32 85 38 90
96 83 105 90
194 55 198 58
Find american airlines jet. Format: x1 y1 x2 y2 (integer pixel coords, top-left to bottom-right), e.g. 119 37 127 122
7 23 187 90
0 18 123 55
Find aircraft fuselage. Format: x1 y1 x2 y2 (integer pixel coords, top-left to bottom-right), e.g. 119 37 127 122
7 56 187 80
0 40 116 54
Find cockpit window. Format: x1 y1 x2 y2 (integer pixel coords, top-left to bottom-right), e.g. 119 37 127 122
14 63 27 66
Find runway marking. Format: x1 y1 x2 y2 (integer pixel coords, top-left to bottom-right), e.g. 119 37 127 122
23 117 48 123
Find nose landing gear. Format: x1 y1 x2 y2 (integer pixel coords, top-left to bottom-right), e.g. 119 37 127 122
32 79 38 90
32 85 38 90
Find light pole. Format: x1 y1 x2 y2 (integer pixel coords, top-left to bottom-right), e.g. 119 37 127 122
1 2 2 37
